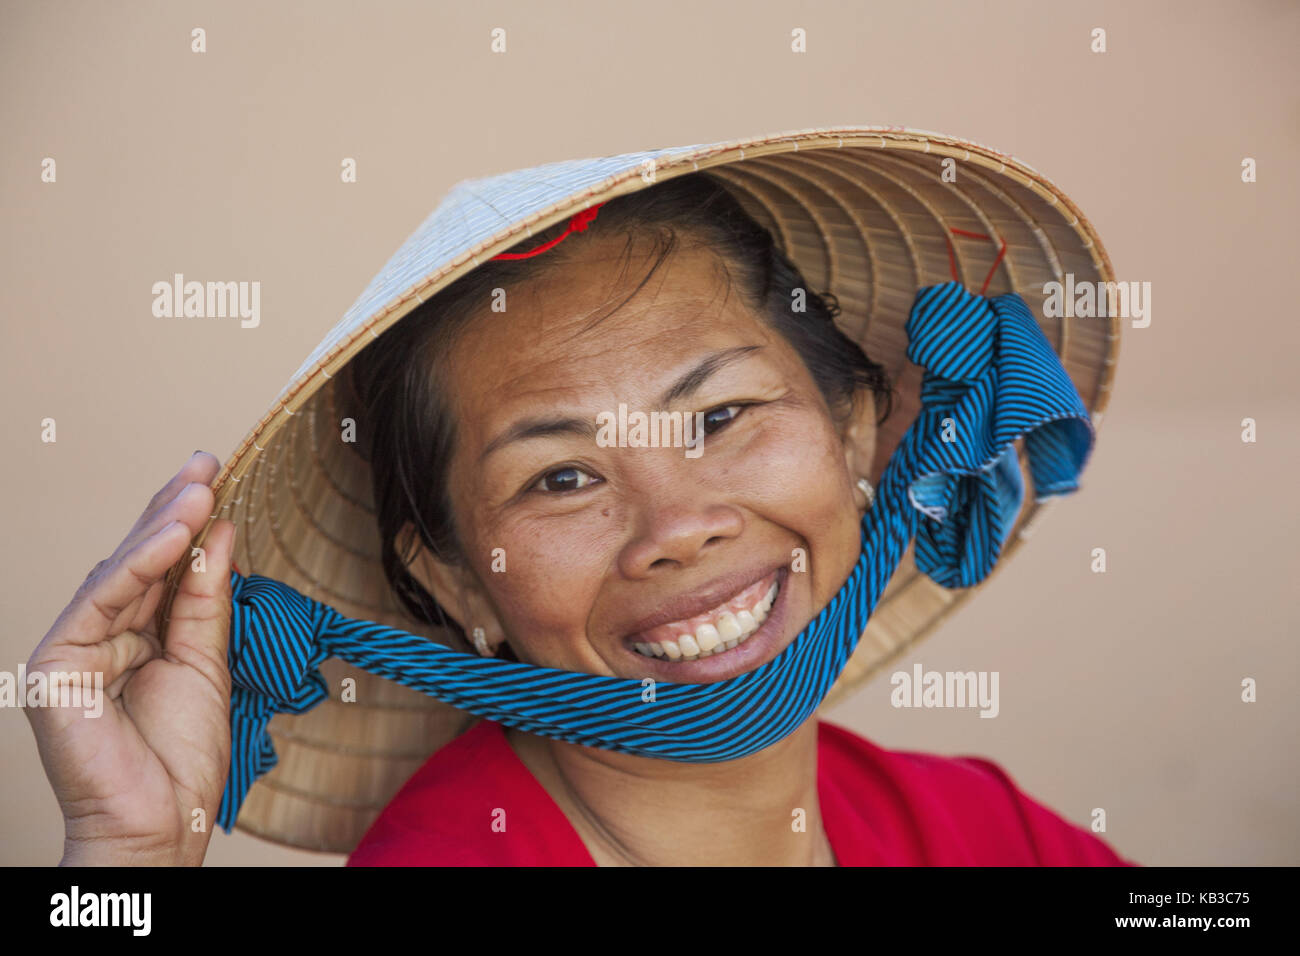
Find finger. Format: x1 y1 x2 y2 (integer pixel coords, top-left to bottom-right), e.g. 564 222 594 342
102 628 164 699
162 519 234 683
112 452 222 563
140 451 220 527
42 519 197 652
104 579 163 644
106 584 151 638
105 481 216 592
110 541 197 638
25 627 161 738
122 575 171 635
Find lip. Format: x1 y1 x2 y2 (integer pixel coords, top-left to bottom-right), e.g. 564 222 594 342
621 565 793 683
621 562 788 640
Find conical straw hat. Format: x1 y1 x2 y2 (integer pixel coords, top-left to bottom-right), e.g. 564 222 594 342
158 126 1119 853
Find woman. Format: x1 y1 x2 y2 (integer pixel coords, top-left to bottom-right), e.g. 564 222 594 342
25 128 1134 866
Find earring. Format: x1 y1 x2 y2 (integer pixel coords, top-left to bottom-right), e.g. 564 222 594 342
471 626 495 657
855 477 875 510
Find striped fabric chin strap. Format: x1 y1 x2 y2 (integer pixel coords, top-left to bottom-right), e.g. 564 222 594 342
216 280 1095 832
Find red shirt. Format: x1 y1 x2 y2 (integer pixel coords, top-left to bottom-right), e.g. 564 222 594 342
347 718 1136 866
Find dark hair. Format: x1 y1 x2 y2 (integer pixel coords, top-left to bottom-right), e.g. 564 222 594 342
341 172 895 648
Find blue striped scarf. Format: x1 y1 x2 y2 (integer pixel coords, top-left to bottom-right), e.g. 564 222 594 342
217 281 1094 832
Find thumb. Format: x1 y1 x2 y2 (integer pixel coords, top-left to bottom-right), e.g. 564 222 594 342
163 519 235 682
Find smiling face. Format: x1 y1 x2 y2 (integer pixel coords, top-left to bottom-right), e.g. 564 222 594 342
407 230 877 683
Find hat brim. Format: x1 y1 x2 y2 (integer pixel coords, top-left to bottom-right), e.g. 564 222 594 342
159 126 1119 853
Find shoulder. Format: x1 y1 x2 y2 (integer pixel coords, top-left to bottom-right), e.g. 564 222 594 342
817 719 1136 866
346 719 592 867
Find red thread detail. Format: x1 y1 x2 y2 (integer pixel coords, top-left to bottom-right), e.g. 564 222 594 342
981 236 1008 295
567 205 601 232
945 227 1008 295
492 202 607 260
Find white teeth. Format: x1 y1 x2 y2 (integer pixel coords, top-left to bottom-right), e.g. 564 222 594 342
716 613 743 641
632 576 781 661
695 623 721 654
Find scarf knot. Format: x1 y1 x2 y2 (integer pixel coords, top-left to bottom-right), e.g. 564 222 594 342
901 282 1094 588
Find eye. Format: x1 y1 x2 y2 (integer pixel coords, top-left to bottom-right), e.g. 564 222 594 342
701 404 747 435
531 465 600 494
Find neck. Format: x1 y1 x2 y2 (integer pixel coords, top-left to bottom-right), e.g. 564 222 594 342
506 719 836 867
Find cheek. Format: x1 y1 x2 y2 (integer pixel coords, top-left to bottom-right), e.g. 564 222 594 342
471 510 616 667
721 407 862 593
713 405 852 528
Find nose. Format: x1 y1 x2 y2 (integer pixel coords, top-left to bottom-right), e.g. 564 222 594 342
617 494 745 578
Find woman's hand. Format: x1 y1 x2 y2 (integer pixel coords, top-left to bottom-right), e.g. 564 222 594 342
25 451 236 866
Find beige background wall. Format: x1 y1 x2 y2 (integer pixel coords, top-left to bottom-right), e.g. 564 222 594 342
2 0 1295 865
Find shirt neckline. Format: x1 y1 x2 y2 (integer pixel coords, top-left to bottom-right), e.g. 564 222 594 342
485 718 882 866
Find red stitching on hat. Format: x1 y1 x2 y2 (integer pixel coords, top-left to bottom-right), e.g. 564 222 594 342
945 227 1008 295
491 202 607 260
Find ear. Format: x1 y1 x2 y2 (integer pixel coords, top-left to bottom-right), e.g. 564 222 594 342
402 523 508 655
839 387 878 489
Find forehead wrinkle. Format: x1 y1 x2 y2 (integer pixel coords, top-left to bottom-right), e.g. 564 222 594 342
480 295 711 391
470 290 767 429
533 233 742 343
445 240 771 460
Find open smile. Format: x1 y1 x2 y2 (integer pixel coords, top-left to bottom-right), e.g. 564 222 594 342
621 565 792 681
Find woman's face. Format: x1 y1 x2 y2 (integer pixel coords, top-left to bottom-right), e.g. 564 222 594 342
410 233 877 682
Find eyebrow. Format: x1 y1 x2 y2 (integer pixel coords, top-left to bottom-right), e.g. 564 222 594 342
478 344 764 463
